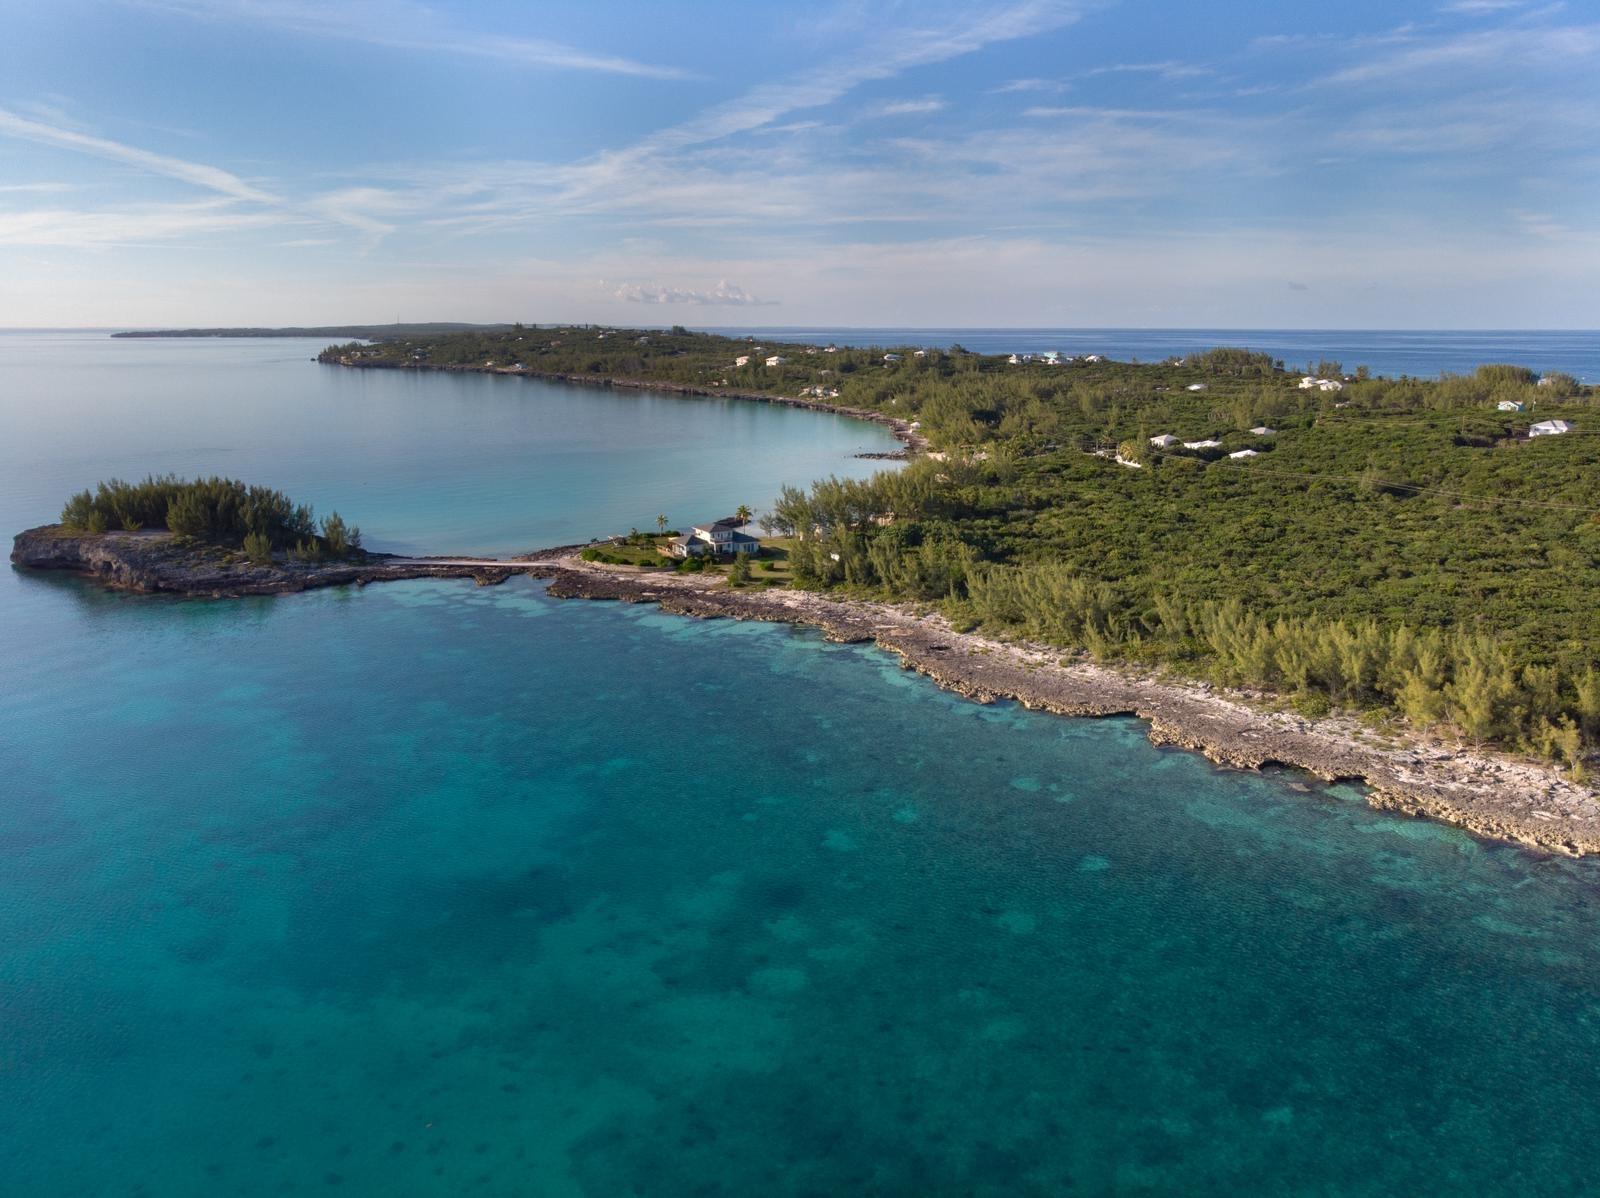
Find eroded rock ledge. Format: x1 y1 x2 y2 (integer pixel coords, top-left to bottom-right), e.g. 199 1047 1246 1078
10 526 560 596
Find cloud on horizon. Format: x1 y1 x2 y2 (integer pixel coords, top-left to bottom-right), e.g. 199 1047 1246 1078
608 279 778 306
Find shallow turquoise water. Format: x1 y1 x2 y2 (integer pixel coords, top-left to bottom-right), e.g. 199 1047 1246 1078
5 337 1600 1195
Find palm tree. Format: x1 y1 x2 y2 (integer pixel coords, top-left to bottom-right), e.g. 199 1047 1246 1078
735 503 753 525
656 513 668 534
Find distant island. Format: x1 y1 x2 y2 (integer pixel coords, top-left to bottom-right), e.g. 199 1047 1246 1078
112 322 512 340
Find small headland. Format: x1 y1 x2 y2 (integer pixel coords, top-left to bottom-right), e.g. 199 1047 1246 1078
10 525 553 596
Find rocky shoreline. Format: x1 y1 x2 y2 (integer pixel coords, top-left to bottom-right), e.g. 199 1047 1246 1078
9 526 562 596
324 357 930 456
16 524 1600 856
540 555 1600 857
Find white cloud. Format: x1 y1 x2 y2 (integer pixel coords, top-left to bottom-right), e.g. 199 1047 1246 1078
875 97 948 117
989 78 1070 94
1440 0 1530 13
0 200 286 247
124 0 697 79
607 279 777 306
0 108 278 203
1085 60 1210 79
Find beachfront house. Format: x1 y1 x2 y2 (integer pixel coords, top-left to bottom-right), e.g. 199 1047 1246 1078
1497 400 1525 412
1007 354 1021 365
1530 419 1571 437
1084 354 1103 363
1150 434 1180 448
669 517 762 559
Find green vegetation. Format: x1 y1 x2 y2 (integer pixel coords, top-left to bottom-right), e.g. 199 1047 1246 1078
60 476 362 561
325 325 1600 764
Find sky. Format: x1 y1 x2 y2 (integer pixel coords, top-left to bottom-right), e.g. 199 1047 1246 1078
0 0 1596 328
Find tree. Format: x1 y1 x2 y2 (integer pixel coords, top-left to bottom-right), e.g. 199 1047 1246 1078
656 513 668 534
244 531 273 565
321 512 361 557
735 503 753 525
729 551 752 586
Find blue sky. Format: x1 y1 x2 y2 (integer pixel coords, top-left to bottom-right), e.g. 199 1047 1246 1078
0 0 1595 327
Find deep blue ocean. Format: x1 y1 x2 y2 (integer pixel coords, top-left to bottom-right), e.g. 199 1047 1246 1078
7 332 1600 1195
707 327 1600 382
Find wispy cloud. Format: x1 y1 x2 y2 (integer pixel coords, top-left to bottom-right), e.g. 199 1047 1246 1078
989 78 1070 94
0 200 285 247
0 108 278 203
1440 0 1530 13
126 0 697 79
874 97 948 117
607 279 777 306
1085 60 1210 79
1310 23 1599 87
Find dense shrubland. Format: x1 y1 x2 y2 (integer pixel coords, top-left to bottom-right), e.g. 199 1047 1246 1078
60 476 362 560
327 326 1600 764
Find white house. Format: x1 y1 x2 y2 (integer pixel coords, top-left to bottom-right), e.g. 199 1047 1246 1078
1497 400 1525 412
734 355 750 367
883 353 901 363
669 516 762 559
1530 419 1571 437
1007 354 1021 365
1084 354 1103 363
913 349 927 358
1249 426 1275 436
1302 376 1344 392
1228 448 1258 459
1186 383 1207 392
1150 434 1180 448
765 355 787 367
824 345 838 353
1183 439 1222 450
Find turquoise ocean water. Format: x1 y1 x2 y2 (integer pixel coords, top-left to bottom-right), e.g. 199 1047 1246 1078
6 333 1600 1194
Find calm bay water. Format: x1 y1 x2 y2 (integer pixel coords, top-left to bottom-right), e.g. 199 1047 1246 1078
6 334 1600 1194
709 327 1600 382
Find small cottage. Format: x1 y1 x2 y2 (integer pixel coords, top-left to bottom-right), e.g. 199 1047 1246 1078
1149 434 1180 448
1530 419 1571 437
1497 400 1525 412
765 355 787 367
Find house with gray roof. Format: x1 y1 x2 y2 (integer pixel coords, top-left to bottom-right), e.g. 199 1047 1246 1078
669 517 762 559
